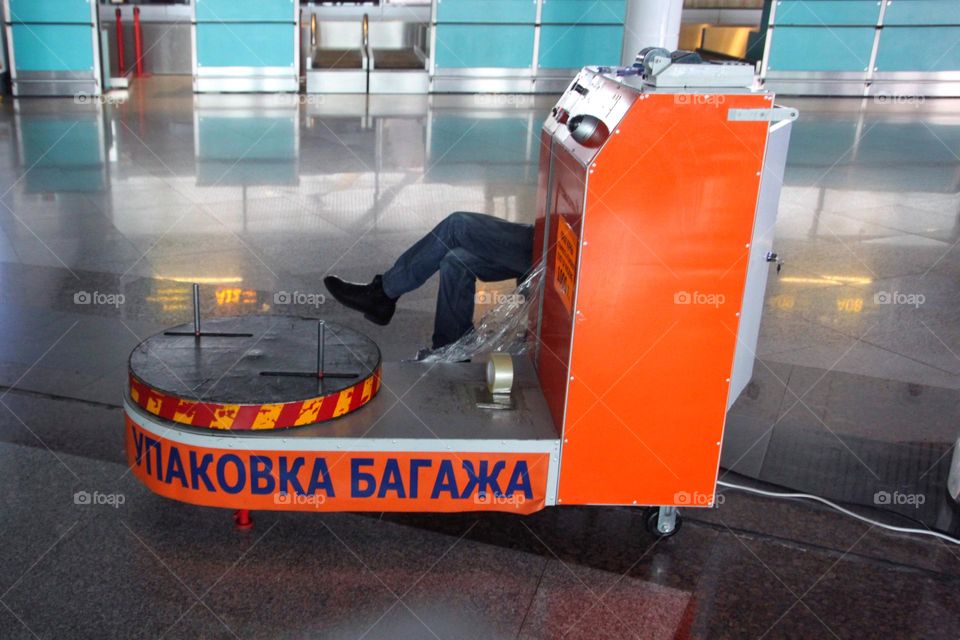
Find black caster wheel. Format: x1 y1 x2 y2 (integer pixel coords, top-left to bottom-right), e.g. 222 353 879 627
645 508 682 539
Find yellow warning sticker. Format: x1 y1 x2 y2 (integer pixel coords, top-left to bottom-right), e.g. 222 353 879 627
553 217 578 313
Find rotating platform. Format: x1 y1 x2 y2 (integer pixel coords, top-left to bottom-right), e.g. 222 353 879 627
128 316 382 431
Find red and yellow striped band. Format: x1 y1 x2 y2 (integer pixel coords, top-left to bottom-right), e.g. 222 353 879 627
127 368 382 431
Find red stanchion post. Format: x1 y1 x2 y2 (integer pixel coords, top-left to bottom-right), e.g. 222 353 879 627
133 7 144 78
115 8 126 77
234 509 254 531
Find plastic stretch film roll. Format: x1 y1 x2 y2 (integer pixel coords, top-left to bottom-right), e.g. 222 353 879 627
414 260 544 364
486 353 514 394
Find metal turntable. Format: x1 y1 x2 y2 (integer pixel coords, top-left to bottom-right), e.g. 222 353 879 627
128 287 382 431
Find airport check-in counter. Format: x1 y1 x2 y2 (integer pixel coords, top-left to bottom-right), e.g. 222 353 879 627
192 0 299 93
4 0 103 96
304 7 370 94
303 1 430 94
761 0 960 96
431 0 624 94
368 13 430 93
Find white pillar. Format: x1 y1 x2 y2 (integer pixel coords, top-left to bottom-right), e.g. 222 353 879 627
620 0 685 66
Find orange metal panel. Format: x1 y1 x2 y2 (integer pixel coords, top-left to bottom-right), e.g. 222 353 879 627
556 91 773 506
534 144 586 431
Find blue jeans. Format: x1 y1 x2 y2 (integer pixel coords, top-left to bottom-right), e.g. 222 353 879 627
382 212 534 348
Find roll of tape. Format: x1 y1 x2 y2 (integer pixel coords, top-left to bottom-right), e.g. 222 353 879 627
486 353 514 395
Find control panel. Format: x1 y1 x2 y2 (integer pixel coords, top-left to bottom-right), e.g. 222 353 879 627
546 69 636 167
546 52 762 167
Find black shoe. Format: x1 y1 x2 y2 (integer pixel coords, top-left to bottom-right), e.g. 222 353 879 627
323 274 397 326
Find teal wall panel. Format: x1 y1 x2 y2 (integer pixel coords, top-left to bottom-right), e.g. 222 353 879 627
785 120 858 166
21 119 100 167
197 115 297 185
26 167 103 192
540 0 625 24
774 0 880 26
428 116 536 182
196 24 294 68
197 162 297 186
11 24 94 72
20 118 103 192
436 0 537 24
434 25 534 67
768 27 874 71
198 117 296 161
538 25 623 69
876 27 960 71
858 123 960 164
8 0 92 25
195 0 295 23
764 0 960 87
883 1 960 26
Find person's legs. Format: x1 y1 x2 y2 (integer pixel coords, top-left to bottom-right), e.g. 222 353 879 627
324 211 535 337
433 248 478 348
382 211 533 299
433 247 528 348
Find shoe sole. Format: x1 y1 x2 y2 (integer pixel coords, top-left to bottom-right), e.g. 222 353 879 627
327 288 392 326
364 312 391 326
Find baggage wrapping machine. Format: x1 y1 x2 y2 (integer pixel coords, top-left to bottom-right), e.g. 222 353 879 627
125 51 796 536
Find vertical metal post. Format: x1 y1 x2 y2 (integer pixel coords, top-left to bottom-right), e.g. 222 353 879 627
133 7 144 78
362 14 370 94
317 320 325 378
192 283 201 337
115 9 126 76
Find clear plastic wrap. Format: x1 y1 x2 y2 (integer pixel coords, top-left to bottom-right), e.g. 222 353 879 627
415 260 545 363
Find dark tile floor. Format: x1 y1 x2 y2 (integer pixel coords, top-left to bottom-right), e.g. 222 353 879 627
0 79 958 638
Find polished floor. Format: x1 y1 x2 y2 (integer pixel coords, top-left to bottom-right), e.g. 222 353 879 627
0 78 958 639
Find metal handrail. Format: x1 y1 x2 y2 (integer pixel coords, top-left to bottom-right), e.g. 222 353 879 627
362 13 369 52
